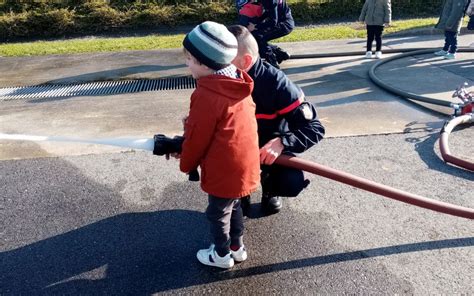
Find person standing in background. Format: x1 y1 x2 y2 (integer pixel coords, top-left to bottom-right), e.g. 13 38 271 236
434 0 469 59
237 0 294 68
359 0 392 59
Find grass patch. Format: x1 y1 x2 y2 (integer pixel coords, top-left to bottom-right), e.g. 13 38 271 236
278 18 438 42
0 18 439 57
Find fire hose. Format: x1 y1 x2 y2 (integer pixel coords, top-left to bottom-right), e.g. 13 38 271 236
274 154 474 219
367 49 474 171
439 113 474 171
1 131 473 220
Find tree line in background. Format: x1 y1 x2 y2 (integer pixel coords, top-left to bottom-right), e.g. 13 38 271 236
0 0 442 41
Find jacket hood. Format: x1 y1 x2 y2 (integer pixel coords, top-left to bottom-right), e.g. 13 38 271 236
197 70 253 101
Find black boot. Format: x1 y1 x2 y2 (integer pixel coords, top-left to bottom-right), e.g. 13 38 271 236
261 194 282 214
265 53 280 69
274 47 290 64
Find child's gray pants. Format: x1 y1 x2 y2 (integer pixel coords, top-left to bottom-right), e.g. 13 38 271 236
206 195 245 256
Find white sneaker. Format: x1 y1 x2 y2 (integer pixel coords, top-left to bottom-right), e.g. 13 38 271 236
444 53 456 60
196 245 234 269
434 50 448 56
231 245 248 262
375 51 383 59
365 51 372 58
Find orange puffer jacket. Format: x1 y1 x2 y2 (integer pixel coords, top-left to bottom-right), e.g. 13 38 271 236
180 70 260 198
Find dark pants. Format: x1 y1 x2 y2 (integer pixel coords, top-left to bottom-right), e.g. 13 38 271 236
252 18 294 59
442 31 458 54
206 195 245 257
261 161 308 198
366 25 384 52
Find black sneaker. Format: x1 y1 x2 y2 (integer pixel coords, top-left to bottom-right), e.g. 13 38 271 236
261 194 282 214
265 53 280 69
274 47 290 64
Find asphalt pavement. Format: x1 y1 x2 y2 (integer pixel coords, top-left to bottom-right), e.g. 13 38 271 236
0 31 473 294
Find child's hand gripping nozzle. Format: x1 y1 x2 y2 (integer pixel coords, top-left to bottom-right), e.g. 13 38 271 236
152 134 200 181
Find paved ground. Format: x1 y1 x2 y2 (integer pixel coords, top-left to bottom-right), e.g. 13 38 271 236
0 32 473 294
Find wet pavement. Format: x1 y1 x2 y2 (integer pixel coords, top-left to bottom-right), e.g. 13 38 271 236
0 32 473 294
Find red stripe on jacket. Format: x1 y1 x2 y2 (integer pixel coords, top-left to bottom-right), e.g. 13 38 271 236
255 96 304 120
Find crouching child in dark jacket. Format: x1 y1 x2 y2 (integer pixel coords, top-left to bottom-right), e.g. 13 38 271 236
229 25 325 216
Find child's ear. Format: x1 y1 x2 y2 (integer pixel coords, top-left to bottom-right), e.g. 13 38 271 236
243 53 254 71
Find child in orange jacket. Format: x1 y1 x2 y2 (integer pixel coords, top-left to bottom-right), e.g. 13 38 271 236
180 21 261 269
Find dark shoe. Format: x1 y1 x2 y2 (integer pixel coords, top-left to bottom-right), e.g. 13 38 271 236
261 195 282 214
241 196 251 217
274 47 290 64
265 53 280 69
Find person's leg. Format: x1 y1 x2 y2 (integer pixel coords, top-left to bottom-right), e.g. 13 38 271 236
366 25 375 52
229 198 247 262
240 195 251 217
261 165 283 214
261 162 309 214
443 30 451 52
229 198 244 248
197 195 236 268
374 25 384 52
254 19 294 67
271 19 294 63
443 31 458 59
446 31 457 53
205 195 235 256
262 18 294 41
435 31 450 56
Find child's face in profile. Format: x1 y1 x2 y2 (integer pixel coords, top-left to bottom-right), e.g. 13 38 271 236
184 50 213 79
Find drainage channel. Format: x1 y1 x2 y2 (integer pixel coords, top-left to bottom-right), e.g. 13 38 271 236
0 76 197 101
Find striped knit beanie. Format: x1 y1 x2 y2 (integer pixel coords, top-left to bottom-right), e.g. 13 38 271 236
183 21 238 71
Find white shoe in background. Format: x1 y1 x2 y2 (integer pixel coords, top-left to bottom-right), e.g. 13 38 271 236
434 50 448 56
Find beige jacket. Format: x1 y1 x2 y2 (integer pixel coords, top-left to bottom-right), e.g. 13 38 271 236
359 0 392 26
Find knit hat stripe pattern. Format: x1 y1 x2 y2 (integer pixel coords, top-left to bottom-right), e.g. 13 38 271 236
183 21 238 70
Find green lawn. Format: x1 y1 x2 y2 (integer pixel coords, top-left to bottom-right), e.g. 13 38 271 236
0 18 439 57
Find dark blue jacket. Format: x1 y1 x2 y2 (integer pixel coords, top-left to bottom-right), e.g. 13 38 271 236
257 0 293 31
247 58 325 152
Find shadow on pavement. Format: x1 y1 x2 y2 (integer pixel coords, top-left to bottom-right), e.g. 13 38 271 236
1 211 472 295
286 52 472 114
405 124 474 180
223 236 474 278
1 149 471 294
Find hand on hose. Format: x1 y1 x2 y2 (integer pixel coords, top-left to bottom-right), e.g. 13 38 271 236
260 137 284 165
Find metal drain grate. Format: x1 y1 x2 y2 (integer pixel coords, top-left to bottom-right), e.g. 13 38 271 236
0 76 197 101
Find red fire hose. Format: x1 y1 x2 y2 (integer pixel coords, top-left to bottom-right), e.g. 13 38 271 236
439 114 474 171
275 155 474 219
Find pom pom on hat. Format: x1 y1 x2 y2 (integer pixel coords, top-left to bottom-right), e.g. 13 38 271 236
183 21 238 71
